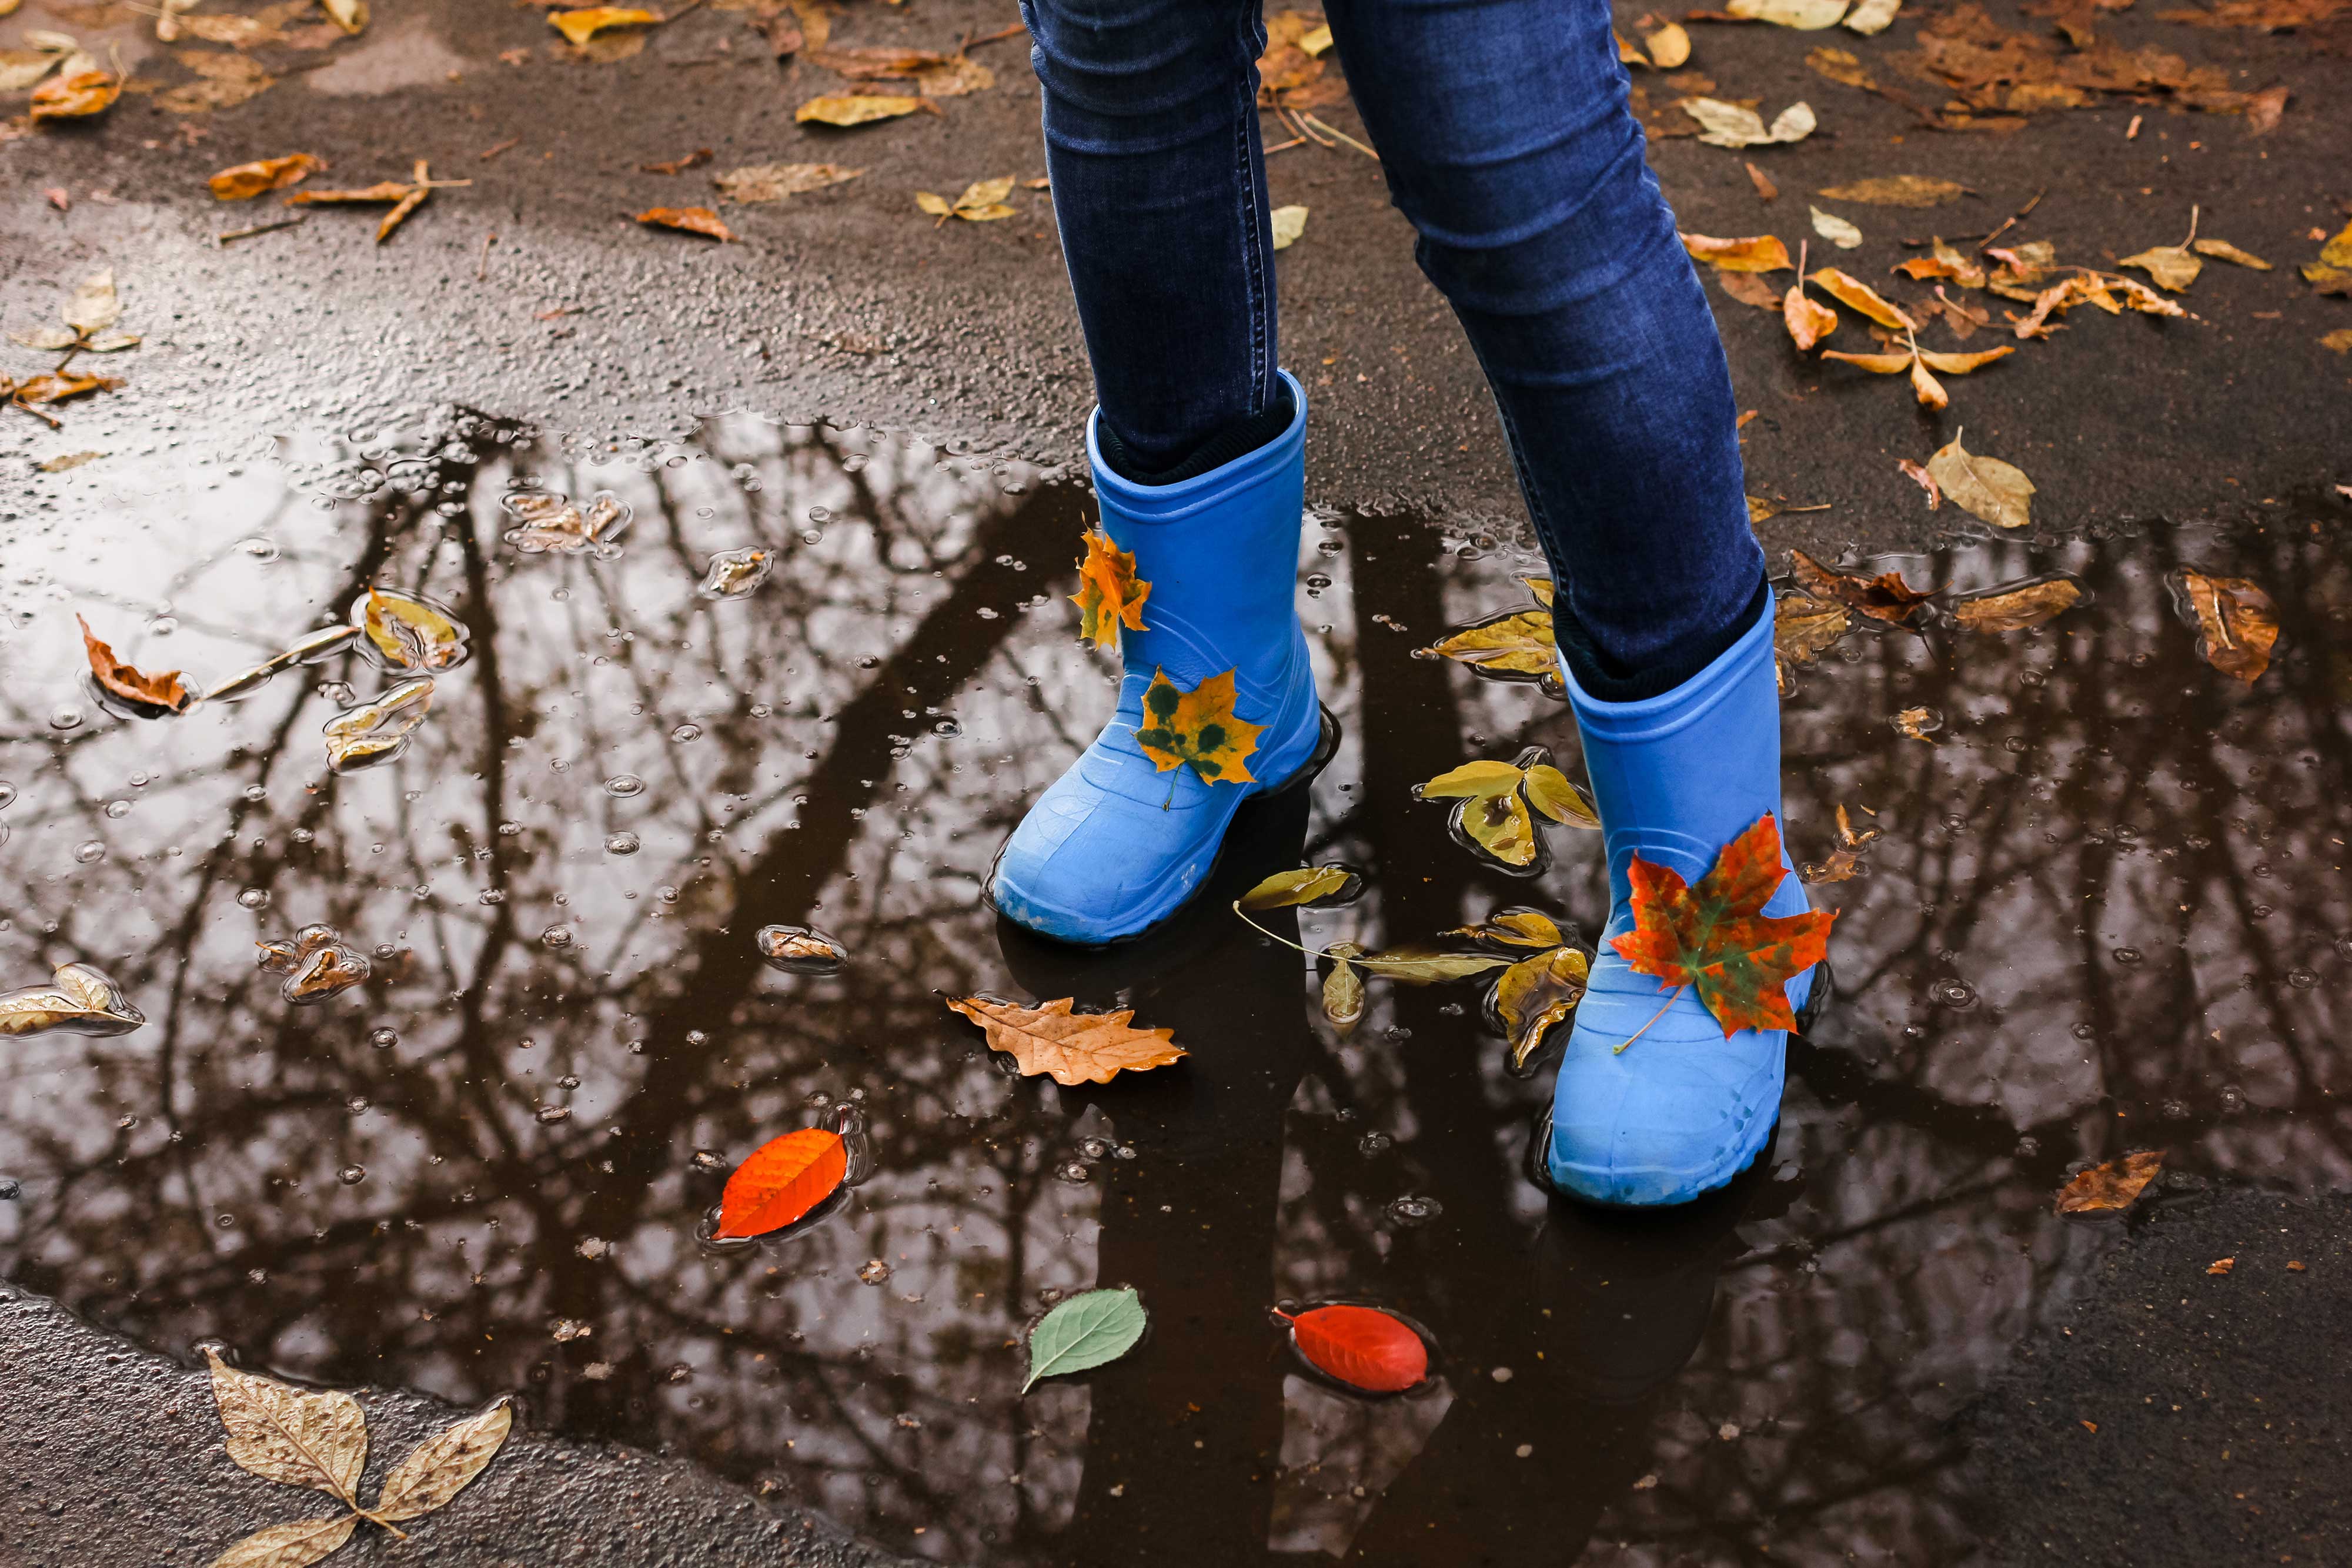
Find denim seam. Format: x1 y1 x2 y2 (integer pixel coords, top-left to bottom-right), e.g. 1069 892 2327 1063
1230 0 1273 413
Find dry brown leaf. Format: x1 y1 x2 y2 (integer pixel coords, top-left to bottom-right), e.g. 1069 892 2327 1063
1816 175 1966 206
1808 266 1914 328
1322 944 1365 1030
1952 576 2081 630
157 49 274 113
374 1403 513 1521
634 206 735 240
1718 270 1783 309
916 176 1015 223
29 67 118 121
1894 705 1940 743
78 614 192 713
1800 847 1862 882
711 161 861 202
1746 161 1779 200
945 995 1186 1085
640 148 712 174
2120 242 2201 291
1926 429 2033 528
209 153 323 200
207 1516 359 1568
2175 570 2278 683
1898 457 1942 505
1788 548 1932 623
206 1349 368 1503
1681 232 1793 272
0 961 146 1038
1892 238 1987 287
2053 1149 2163 1214
12 372 121 406
322 678 435 772
1681 96 1816 146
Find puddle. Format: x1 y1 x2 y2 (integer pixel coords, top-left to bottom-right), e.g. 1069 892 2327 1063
1 413 2347 1563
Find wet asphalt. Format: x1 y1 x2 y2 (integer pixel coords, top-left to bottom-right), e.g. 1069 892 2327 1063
4 0 2352 1562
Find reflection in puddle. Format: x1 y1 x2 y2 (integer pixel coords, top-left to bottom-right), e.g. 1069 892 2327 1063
1 412 2346 1564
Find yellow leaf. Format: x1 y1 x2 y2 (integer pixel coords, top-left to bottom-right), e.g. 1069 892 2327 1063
1808 266 1913 329
1728 0 1848 26
2190 238 2269 270
634 206 735 240
945 995 1186 1085
550 6 659 46
1916 345 2013 373
1070 527 1149 649
1815 175 1962 206
795 93 928 126
357 587 468 670
1496 946 1590 1069
1909 353 1947 409
1680 232 1793 273
208 153 323 201
320 0 366 33
1458 784 1537 865
1420 609 1556 675
1238 864 1359 911
1446 910 1569 949
1418 760 1526 799
1523 764 1599 827
1271 203 1308 250
1644 20 1692 65
2120 243 2201 292
1926 429 2033 529
1133 667 1264 785
1819 348 1916 373
322 678 435 773
713 162 863 203
29 67 118 121
205 1349 368 1502
1321 946 1365 1029
915 190 953 217
1843 0 1900 32
1784 282 1838 349
1352 950 1514 982
1298 21 1333 54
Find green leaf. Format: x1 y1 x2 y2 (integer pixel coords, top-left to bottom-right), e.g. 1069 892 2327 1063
1023 1286 1147 1393
1238 864 1359 912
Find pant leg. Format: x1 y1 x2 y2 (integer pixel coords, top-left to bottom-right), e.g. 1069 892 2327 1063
1021 0 1279 470
1321 0 1765 677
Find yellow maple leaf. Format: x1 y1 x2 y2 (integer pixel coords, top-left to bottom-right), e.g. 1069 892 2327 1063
1132 668 1262 789
945 995 1186 1085
1070 528 1149 650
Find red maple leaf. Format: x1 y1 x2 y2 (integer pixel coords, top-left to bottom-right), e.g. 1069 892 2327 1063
1609 813 1835 1042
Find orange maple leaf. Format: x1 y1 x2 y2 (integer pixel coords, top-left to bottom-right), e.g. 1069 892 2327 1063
1070 527 1149 650
1609 813 1834 1043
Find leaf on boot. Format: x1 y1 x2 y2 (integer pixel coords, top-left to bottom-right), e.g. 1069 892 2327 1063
946 995 1186 1085
1134 668 1262 785
717 1127 847 1238
1238 864 1360 911
1788 549 1932 624
0 961 146 1038
1495 944 1591 1068
205 1349 368 1502
1611 813 1835 1041
79 614 192 713
373 1402 512 1521
2173 570 2277 683
1070 527 1149 649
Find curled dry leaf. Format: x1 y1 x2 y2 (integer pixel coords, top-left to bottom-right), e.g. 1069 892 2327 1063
1681 98 1816 148
1808 267 1913 329
1898 458 1942 506
79 614 192 713
1681 232 1793 273
30 67 118 121
283 942 369 1004
549 6 659 46
698 546 774 599
209 154 323 201
1788 548 1932 624
208 1514 359 1568
322 678 435 773
356 588 468 671
1784 276 1838 349
1893 237 1986 287
717 1127 848 1238
1134 668 1262 785
2206 1256 2234 1276
2174 570 2277 683
755 923 847 973
2189 238 2268 270
1952 576 2082 630
501 490 630 553
795 93 931 126
1238 865 1360 911
206 1349 368 1502
634 206 734 240
1495 945 1590 1069
0 961 146 1038
372 1402 513 1522
1281 1304 1429 1393
711 162 862 203
1925 430 2034 529
1023 1286 1147 1393
2053 1149 2163 1214
1071 527 1150 650
1843 0 1901 32
946 995 1186 1085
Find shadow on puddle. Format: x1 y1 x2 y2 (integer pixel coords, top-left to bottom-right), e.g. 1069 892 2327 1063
0 410 2346 1563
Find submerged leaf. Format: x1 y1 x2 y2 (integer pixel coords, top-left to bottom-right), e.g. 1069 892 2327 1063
2174 570 2277 683
1282 1304 1429 1393
1133 668 1263 785
1321 942 1366 1029
0 962 146 1038
717 1127 848 1238
1238 865 1359 911
373 1402 513 1522
1023 1286 1147 1393
322 678 436 773
1495 945 1590 1069
1773 590 1849 690
1071 528 1149 650
79 614 192 713
1951 577 2080 630
2053 1149 2163 1214
206 1349 367 1502
1611 814 1835 1041
1926 431 2034 529
1788 549 1932 624
946 995 1186 1085
282 942 369 1005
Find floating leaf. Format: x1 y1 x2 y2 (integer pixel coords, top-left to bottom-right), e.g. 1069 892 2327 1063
1773 591 1849 691
208 1516 359 1568
549 6 658 45
1680 232 1793 273
1281 1304 1429 1393
1420 608 1556 679
1788 549 1931 624
1810 205 1863 249
711 162 863 203
1926 430 2034 529
79 614 192 713
2053 1149 2163 1214
635 206 734 240
1446 910 1568 950
2174 570 2277 683
1270 203 1308 250
500 490 630 553
1523 764 1598 827
206 1349 367 1502
1728 0 1849 26
1418 760 1529 800
1071 527 1149 648
29 67 118 121
1321 943 1367 1029
209 154 323 201
1808 266 1913 329
1023 1286 1147 1393
373 1403 512 1522
1239 865 1359 911
322 678 436 773
698 546 774 599
1952 576 2080 630
717 1127 848 1238
1894 706 1940 743
795 93 929 126
354 588 467 671
283 942 369 1005
1134 668 1263 786
1350 951 1512 983
0 962 145 1038
1495 945 1591 1069
1612 814 1835 1043
946 995 1187 1085
1816 175 1962 207
756 923 848 974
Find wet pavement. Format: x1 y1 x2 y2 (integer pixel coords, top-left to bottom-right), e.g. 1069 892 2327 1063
3 413 2348 1563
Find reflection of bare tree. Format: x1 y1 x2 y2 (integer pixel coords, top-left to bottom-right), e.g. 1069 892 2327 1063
3 413 2346 1568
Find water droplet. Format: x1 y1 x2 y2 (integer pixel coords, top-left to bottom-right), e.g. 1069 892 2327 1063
102 799 130 819
933 718 962 738
368 1027 399 1049
1387 1194 1442 1227
2218 1084 2247 1115
1054 1160 1093 1185
2287 968 2317 989
236 888 269 910
670 723 703 743
239 537 280 561
49 707 83 731
497 821 522 836
479 889 506 905
2111 947 2144 965
1358 1132 1393 1158
536 1105 572 1124
1077 1136 1112 1160
604 774 645 798
0 783 15 810
685 1028 707 1045
543 926 574 948
1932 979 1978 1009
858 1259 893 1285
216 1213 236 1229
338 1165 366 1186
606 833 640 855
74 841 105 864
657 886 679 904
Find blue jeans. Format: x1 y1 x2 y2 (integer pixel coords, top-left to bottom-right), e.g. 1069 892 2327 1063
1021 0 1766 677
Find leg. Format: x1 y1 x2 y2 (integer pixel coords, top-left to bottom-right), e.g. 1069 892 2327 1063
1324 0 1815 1205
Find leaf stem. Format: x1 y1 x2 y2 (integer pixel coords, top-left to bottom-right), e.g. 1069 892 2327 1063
1611 986 1683 1055
358 1509 410 1542
1230 902 1342 962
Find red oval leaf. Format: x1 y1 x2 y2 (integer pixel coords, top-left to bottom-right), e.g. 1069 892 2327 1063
1287 1304 1428 1393
717 1128 846 1239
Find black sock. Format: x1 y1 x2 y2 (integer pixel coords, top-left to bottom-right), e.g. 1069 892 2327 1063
1553 573 1772 704
1095 383 1295 486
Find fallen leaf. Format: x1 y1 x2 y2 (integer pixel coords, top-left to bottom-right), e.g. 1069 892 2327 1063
635 206 734 240
1681 97 1816 147
1806 43 1877 88
373 1403 512 1522
795 93 929 126
281 940 369 1005
1681 232 1793 272
208 1516 358 1568
12 372 121 406
1843 0 1901 31
755 923 847 972
209 153 323 200
2120 242 2201 291
2173 570 2278 683
1773 590 1850 688
1728 0 1849 27
79 614 191 713
2190 237 2269 270
1808 266 1914 328
1022 1286 1147 1393
322 678 436 773
1321 941 1365 1029
40 450 103 472
1446 910 1569 950
1134 668 1263 785
1784 275 1839 348
711 161 861 202
641 148 712 175
2053 1149 2163 1213
717 1126 848 1238
1926 429 2034 529
158 49 275 113
320 0 366 32
550 5 659 45
1817 176 1965 207
1952 576 2081 630
1524 764 1599 827
697 546 773 598
1893 705 1940 742
1811 205 1863 249
500 490 630 553
1494 944 1590 1068
1611 813 1835 1043
1719 270 1783 309
1746 161 1779 200
29 67 118 121
2321 327 2352 354
1800 846 1862 882
1645 20 1693 64
0 961 146 1038
917 176 1015 223
946 995 1187 1085
206 1350 367 1503
1349 950 1513 982
1279 1304 1429 1393
1788 548 1932 623
1892 237 1987 287
1238 865 1359 911
2206 1256 2234 1275
356 587 468 671
1270 203 1308 250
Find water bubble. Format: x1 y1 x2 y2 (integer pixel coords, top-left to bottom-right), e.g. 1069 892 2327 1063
800 530 824 546
2218 1084 2247 1115
536 1106 572 1124
657 886 679 904
2071 1022 2096 1041
49 706 83 731
236 888 269 910
2160 1098 2190 1120
368 1027 399 1049
1113 1144 1137 1160
338 1165 366 1186
2014 1136 2040 1159
858 1259 893 1286
664 1363 693 1383
0 783 14 810
149 616 178 636
1053 1160 1094 1185
543 926 574 948
103 799 130 819
685 1028 706 1045
670 723 703 744
933 718 962 738
1358 1132 1393 1158
1386 1195 1442 1227
1077 1136 1112 1160
217 1213 236 1229
479 889 506 905
74 841 105 864
557 1074 580 1089
2111 947 2144 965
239 537 281 561
346 1095 370 1114
604 774 645 798
1931 979 1978 1009
2287 968 2317 989
606 833 641 855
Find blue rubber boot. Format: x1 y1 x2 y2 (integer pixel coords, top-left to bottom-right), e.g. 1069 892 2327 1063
989 372 1325 944
1545 594 1819 1205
